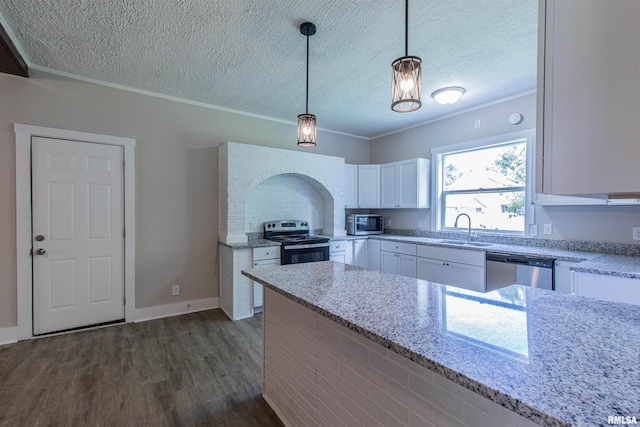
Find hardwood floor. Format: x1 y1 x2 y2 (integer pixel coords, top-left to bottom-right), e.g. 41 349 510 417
0 309 283 427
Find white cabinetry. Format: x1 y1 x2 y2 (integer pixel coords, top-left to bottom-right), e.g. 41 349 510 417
416 245 485 292
554 260 578 294
345 164 381 209
381 159 430 208
252 246 280 309
220 245 280 320
367 239 381 271
330 240 352 264
537 0 640 195
358 165 381 208
574 272 640 306
344 164 358 208
352 239 367 268
380 241 417 278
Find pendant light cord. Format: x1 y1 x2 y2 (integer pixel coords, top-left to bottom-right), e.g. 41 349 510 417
404 0 409 56
305 33 310 114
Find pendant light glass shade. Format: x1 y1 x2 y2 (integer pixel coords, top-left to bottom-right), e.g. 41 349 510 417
391 56 422 112
297 22 317 147
297 113 317 147
391 0 422 112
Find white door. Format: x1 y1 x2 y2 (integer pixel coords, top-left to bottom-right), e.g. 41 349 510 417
32 137 125 335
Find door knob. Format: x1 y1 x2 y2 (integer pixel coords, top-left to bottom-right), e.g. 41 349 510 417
34 248 46 255
35 235 45 241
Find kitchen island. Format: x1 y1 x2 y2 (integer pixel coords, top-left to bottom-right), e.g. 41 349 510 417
242 261 640 427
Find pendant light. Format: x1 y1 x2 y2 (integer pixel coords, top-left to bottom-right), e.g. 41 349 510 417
391 0 422 112
298 22 317 147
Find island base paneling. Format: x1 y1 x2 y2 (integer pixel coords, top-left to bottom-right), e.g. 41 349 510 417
262 288 538 427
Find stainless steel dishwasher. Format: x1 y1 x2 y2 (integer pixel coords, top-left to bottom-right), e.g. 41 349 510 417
485 252 555 291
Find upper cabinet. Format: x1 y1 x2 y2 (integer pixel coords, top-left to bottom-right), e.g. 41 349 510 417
537 0 640 196
358 165 381 208
345 164 381 208
344 164 358 208
381 159 430 208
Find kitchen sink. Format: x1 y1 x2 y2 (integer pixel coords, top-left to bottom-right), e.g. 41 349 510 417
437 239 492 247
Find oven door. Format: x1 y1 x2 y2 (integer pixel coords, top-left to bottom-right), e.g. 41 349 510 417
282 243 330 265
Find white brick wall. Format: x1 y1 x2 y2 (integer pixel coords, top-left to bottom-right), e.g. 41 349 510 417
263 289 540 427
245 174 324 233
219 142 347 244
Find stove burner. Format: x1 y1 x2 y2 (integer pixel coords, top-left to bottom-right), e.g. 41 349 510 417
263 220 330 245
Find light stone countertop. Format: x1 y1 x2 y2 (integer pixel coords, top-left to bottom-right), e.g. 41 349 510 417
218 238 281 250
220 233 640 278
326 234 640 279
242 261 640 427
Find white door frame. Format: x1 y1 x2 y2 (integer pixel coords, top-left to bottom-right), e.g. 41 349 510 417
15 124 136 340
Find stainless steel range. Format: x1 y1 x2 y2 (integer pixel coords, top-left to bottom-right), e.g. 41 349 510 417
263 220 330 264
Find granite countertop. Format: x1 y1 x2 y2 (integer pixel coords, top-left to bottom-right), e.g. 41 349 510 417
242 261 640 427
220 233 640 278
218 238 281 250
337 234 640 279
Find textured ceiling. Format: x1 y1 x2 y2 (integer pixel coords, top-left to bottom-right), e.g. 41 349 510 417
0 0 538 139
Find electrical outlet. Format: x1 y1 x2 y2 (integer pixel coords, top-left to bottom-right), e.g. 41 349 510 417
529 224 538 236
633 227 640 241
172 285 180 296
543 224 553 235
474 119 481 129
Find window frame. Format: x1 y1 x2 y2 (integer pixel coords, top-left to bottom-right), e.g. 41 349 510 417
430 129 535 236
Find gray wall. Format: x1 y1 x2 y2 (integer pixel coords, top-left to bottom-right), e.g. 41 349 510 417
0 70 369 328
369 93 640 244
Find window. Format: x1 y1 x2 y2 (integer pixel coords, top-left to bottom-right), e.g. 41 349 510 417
432 130 534 235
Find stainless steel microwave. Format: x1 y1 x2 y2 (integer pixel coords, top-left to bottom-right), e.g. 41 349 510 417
346 214 384 235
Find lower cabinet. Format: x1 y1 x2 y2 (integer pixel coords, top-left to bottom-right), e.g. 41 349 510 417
416 245 486 292
367 239 381 271
574 272 640 306
554 260 578 294
252 247 280 309
380 241 417 278
220 244 280 321
330 240 352 264
382 252 417 278
352 239 368 268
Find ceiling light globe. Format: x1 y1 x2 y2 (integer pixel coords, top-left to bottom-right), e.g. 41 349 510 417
431 87 466 105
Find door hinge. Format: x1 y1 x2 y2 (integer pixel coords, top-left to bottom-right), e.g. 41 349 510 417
123 160 126 171
123 295 126 306
123 227 126 238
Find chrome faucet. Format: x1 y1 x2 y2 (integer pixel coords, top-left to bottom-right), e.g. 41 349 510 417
454 213 472 242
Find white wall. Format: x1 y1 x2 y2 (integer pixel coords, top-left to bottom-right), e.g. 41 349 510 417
370 93 640 244
0 69 369 329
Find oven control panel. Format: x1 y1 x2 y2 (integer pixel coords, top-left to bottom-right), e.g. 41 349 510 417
264 220 309 232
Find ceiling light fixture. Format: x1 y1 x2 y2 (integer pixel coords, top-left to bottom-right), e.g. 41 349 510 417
431 86 465 105
391 0 422 113
297 22 317 147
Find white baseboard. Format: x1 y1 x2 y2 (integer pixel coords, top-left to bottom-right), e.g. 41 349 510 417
0 327 19 346
134 297 219 323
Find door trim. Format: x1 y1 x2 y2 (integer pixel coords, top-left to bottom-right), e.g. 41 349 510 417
15 124 136 340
